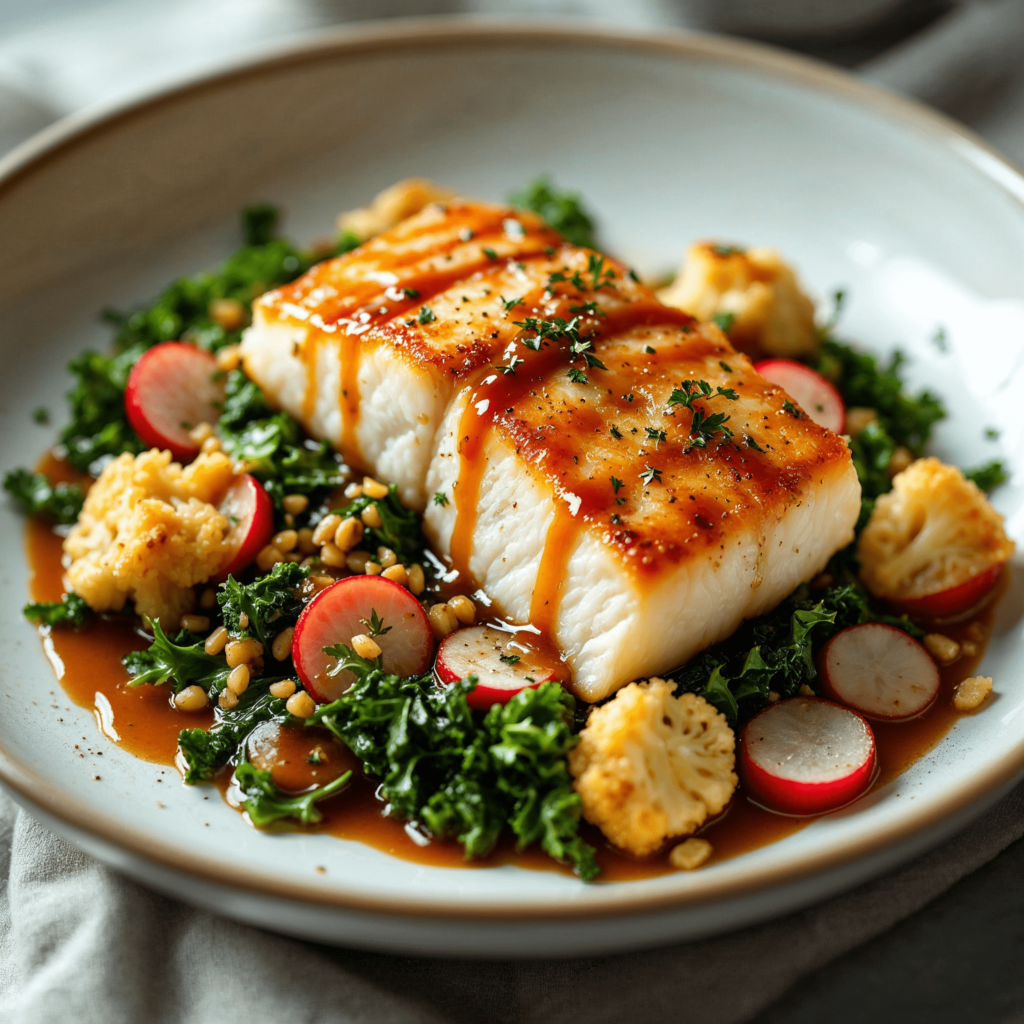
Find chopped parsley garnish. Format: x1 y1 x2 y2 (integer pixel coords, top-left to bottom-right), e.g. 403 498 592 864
586 254 614 291
782 400 802 418
639 465 662 485
567 368 590 384
499 653 521 665
610 513 622 525
609 425 623 440
499 355 524 376
985 427 1000 441
360 609 392 638
482 247 499 260
417 306 436 325
433 491 449 507
645 346 656 354
610 476 625 493
500 296 524 313
569 301 603 317
645 427 667 447
402 287 421 299
32 407 49 425
719 361 732 373
744 435 765 453
711 312 735 334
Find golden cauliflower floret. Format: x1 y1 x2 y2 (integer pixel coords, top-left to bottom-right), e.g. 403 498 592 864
659 242 818 359
569 679 737 858
64 449 239 624
858 457 1014 601
337 178 456 240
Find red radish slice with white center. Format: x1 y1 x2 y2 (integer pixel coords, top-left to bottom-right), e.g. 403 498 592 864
435 626 568 710
893 562 1005 621
217 473 273 579
292 575 432 702
754 358 846 434
741 697 876 815
819 623 940 721
125 342 225 461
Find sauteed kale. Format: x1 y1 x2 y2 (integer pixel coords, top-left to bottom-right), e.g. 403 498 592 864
7 178 1005 881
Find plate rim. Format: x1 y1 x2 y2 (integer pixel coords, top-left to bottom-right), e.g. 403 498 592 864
2 15 1024 921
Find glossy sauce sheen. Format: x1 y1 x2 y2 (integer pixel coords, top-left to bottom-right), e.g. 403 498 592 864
27 503 998 881
257 202 855 642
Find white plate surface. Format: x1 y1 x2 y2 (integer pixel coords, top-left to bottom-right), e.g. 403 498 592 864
0 20 1023 957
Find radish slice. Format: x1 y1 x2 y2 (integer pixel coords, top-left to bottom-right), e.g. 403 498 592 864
819 623 940 721
741 697 876 815
893 562 1004 621
291 575 432 702
754 358 846 433
435 625 567 710
125 342 225 461
218 473 274 579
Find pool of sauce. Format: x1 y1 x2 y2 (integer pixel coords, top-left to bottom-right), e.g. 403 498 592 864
26 478 998 882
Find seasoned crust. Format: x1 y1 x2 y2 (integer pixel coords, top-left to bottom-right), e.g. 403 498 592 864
569 678 737 857
858 457 1014 600
64 449 238 623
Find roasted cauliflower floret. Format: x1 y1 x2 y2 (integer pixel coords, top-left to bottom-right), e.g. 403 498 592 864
659 242 818 359
337 178 456 240
569 678 737 857
65 449 239 624
858 457 1014 601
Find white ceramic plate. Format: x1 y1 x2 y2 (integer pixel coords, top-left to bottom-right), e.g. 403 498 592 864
1 20 1024 958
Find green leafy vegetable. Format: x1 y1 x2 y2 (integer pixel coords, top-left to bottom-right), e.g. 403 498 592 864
3 469 85 524
672 583 922 722
217 369 345 513
217 561 309 647
235 760 352 826
507 177 598 249
305 665 598 880
178 685 288 784
123 619 232 693
964 460 1008 493
816 339 943 453
23 592 90 628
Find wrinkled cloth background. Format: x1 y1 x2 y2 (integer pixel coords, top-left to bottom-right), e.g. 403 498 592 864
4 2 1024 1021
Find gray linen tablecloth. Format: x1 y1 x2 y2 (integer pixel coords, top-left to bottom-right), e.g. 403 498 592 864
3 3 1024 1020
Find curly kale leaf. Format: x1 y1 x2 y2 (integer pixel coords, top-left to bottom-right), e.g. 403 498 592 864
965 459 1009 493
178 685 290 784
217 369 345 513
507 176 598 249
672 583 921 722
306 671 598 880
59 347 145 474
23 592 90 628
217 561 309 647
123 619 231 693
3 468 85 523
58 206 355 475
817 339 944 453
330 484 423 564
234 761 352 827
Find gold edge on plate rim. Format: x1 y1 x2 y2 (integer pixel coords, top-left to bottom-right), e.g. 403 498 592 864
1 17 1023 921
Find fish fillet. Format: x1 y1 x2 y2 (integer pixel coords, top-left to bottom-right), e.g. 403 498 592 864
242 199 861 700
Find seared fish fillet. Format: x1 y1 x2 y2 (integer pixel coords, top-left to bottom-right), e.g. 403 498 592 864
243 199 861 701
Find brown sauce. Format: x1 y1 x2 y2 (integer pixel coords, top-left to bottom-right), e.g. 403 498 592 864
26 502 999 882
